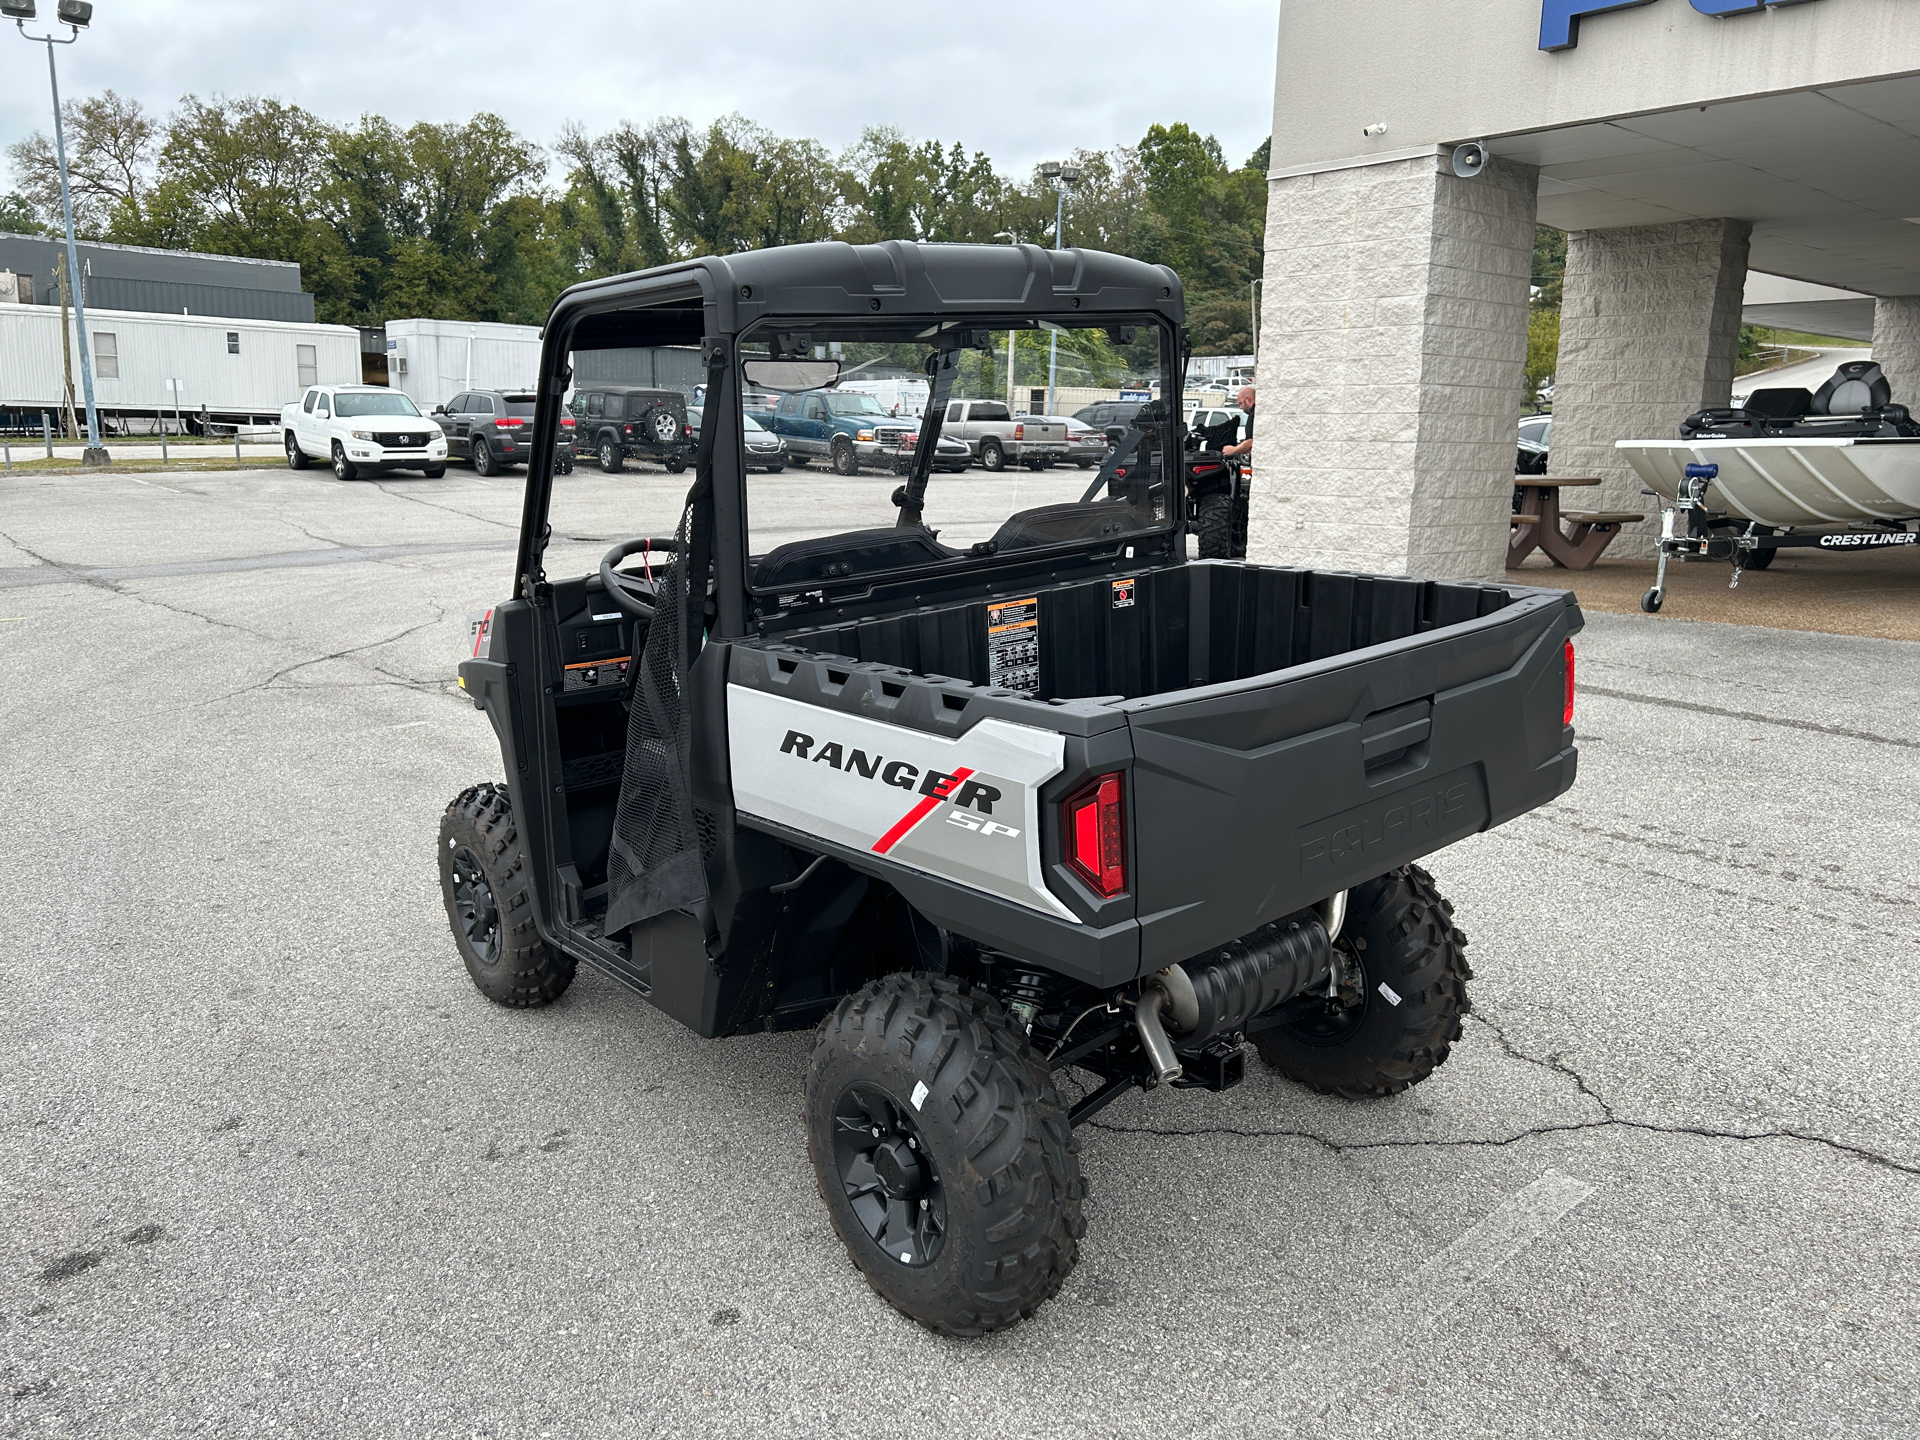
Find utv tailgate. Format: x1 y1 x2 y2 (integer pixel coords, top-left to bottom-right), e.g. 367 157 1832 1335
1123 587 1578 970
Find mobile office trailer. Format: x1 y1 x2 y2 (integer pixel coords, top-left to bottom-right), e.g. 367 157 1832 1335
0 302 360 424
836 375 930 417
385 318 545 413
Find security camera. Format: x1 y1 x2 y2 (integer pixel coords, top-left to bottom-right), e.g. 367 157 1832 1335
1452 141 1488 178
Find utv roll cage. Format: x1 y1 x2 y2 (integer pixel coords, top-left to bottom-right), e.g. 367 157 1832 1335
512 241 1189 631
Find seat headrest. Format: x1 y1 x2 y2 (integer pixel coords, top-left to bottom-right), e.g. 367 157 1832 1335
1810 361 1890 416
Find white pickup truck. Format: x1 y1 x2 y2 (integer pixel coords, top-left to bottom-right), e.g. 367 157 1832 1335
281 384 449 481
939 399 1068 471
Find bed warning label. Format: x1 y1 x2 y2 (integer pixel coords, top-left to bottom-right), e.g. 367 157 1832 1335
1111 578 1135 609
987 596 1040 694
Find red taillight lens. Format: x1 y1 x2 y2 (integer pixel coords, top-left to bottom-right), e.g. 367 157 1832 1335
494 417 524 428
560 416 575 428
1063 773 1126 898
1564 640 1576 725
1014 423 1025 440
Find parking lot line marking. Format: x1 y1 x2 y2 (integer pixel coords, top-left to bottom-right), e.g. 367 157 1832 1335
1284 1168 1596 1389
1398 1167 1596 1324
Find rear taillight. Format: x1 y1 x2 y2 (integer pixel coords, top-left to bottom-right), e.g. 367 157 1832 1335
494 417 524 428
1014 423 1025 440
561 416 575 428
1564 640 1576 725
1063 773 1126 898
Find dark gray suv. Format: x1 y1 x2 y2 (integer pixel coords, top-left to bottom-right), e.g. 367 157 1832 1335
433 390 566 476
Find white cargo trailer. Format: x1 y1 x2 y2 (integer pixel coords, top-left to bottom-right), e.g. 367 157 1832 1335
384 318 543 412
0 303 360 423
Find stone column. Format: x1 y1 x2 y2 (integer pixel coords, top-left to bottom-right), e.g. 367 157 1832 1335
1247 152 1539 581
1547 219 1751 555
1872 295 1920 403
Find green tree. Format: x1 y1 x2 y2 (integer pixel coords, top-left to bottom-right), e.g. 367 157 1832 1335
0 191 46 234
1132 122 1266 352
4 89 158 236
1531 225 1567 310
1524 307 1560 405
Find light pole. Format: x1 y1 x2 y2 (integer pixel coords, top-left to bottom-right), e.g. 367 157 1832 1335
992 230 1020 410
1038 161 1080 418
7 0 109 466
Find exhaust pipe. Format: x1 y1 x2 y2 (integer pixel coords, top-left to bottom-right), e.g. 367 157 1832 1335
1134 985 1184 1084
1132 908 1341 1084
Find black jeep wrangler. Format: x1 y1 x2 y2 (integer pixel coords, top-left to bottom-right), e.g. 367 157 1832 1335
442 240 1582 1336
568 383 691 474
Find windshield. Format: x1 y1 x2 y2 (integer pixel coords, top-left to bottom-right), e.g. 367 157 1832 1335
738 317 1169 576
334 392 422 418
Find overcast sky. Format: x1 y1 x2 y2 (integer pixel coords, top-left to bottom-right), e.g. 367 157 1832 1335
2 0 1280 187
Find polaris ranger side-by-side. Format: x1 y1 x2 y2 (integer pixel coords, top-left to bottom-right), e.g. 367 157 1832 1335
440 241 1581 1336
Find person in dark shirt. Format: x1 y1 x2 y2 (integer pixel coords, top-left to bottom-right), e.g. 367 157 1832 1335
1222 386 1254 460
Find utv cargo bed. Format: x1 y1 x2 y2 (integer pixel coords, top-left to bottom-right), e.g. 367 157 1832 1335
721 561 1578 986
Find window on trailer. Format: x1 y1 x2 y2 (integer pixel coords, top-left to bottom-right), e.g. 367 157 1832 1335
227 332 240 355
296 344 317 389
94 332 118 379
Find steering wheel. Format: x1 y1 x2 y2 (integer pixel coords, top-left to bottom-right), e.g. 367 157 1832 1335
598 537 682 619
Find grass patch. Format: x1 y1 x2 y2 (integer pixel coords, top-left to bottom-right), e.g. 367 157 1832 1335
0 455 282 475
1749 327 1868 350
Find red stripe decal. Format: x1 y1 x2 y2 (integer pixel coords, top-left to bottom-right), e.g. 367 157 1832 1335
471 607 493 659
871 767 974 855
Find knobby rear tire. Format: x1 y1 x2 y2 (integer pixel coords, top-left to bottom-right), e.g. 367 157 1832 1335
805 973 1085 1337
1253 864 1471 1098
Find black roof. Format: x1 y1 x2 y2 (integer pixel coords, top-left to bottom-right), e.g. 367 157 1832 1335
0 231 314 321
558 241 1183 351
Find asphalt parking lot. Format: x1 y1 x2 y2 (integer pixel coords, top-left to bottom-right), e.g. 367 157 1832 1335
2 464 1916 1439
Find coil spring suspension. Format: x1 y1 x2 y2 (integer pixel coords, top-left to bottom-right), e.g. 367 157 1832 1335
998 969 1066 1035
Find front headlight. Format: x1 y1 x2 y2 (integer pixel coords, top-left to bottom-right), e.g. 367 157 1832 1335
350 429 374 441
856 429 874 442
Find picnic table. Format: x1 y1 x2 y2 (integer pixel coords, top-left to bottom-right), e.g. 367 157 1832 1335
1507 476 1644 571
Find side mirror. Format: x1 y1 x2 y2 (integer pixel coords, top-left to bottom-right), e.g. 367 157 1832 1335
432 405 445 415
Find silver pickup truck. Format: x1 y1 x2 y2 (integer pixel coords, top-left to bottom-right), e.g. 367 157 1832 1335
941 399 1068 471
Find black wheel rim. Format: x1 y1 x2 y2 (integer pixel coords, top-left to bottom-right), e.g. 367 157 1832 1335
448 844 501 966
1272 941 1368 1046
831 1083 946 1268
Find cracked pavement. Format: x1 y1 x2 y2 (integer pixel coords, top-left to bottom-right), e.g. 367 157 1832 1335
1 467 1916 1439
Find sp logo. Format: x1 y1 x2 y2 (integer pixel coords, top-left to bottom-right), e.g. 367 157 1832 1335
946 811 1020 839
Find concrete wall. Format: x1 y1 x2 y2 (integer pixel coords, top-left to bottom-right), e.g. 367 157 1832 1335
1248 153 1538 580
1270 0 1920 173
1548 218 1752 552
1872 296 1920 404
